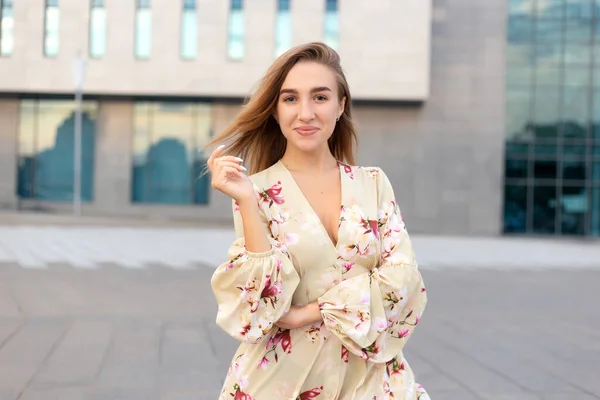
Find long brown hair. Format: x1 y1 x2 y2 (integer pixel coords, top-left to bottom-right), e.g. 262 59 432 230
205 42 358 175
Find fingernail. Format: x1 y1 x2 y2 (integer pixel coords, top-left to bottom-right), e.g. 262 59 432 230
235 157 244 162
217 144 225 149
240 166 247 171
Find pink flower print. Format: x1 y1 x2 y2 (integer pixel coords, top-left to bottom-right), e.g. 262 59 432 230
368 220 380 240
342 262 354 273
262 181 285 205
338 161 354 179
260 275 282 300
397 328 410 338
267 329 292 354
257 356 270 370
233 386 255 400
341 345 349 363
234 200 240 211
297 386 324 399
415 316 421 325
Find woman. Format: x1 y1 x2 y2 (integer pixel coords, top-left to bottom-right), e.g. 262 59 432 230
206 42 429 400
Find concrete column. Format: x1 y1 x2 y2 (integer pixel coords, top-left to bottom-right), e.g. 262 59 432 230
92 101 133 213
0 99 19 210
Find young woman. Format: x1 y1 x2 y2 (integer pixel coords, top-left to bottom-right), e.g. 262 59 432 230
206 42 429 400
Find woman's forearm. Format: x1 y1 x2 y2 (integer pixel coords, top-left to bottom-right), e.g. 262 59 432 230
237 198 272 253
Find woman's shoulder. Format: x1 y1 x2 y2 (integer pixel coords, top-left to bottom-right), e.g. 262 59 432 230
339 162 387 181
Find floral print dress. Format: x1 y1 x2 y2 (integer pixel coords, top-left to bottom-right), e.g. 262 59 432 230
211 160 430 400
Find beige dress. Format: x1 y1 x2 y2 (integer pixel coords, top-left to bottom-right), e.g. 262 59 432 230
211 160 429 400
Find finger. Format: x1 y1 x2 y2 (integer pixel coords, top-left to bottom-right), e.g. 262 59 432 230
222 165 244 179
207 144 226 168
217 160 247 173
215 155 244 164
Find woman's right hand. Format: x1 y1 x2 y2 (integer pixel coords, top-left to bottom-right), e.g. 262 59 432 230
207 145 255 203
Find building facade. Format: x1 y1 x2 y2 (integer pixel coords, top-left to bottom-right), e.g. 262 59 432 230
1 0 568 238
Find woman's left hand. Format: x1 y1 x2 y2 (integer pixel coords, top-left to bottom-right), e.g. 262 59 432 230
275 302 322 330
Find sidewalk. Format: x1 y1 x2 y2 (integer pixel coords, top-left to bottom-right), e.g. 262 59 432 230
1 212 599 270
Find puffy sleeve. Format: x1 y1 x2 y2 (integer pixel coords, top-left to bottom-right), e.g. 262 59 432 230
210 193 300 344
317 168 427 363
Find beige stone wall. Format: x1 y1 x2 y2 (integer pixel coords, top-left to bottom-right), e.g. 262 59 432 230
0 99 19 209
0 0 431 101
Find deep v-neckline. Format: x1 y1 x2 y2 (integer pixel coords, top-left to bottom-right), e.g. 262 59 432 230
278 160 344 250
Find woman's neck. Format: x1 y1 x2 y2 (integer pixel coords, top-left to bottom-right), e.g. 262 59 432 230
280 148 338 174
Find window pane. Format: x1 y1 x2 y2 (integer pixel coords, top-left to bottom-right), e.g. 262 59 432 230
564 42 592 65
564 18 592 42
324 0 338 49
228 1 244 60
562 157 587 181
17 100 97 201
506 140 531 156
132 103 150 202
275 0 292 57
508 15 533 43
135 8 152 58
505 158 529 178
1 1 14 56
535 67 561 86
509 0 534 16
533 159 558 178
562 85 590 136
533 123 559 141
536 0 564 18
44 4 60 57
533 184 557 233
533 88 561 124
566 0 593 18
89 5 106 58
592 187 600 237
561 184 587 235
506 89 531 139
181 5 197 59
503 184 528 233
534 42 561 66
508 43 535 66
591 161 600 181
535 19 562 42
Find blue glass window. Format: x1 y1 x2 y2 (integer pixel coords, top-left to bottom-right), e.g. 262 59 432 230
275 0 291 57
44 0 60 57
228 0 244 60
135 0 151 59
17 100 98 202
181 0 197 59
132 102 212 205
324 0 338 49
1 0 14 56
89 0 106 58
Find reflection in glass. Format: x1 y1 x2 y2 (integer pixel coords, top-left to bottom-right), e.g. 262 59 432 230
505 140 530 156
561 184 587 235
533 159 558 179
508 15 533 43
44 0 60 57
509 0 534 16
564 42 592 65
504 185 528 233
505 159 529 179
89 0 106 58
533 185 557 233
534 88 560 124
132 102 212 205
562 159 587 181
1 0 13 56
593 162 600 181
17 100 97 201
135 0 151 59
506 90 531 139
536 0 563 18
181 0 197 59
228 0 244 60
566 1 592 19
275 0 291 57
324 0 339 50
592 188 600 237
565 18 592 42
536 19 562 42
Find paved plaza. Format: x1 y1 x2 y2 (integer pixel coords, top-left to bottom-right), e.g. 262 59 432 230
0 216 598 399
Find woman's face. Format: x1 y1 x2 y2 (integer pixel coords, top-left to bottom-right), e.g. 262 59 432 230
274 61 346 155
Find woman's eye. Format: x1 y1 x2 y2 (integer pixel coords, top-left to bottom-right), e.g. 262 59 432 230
315 95 328 101
283 97 296 102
